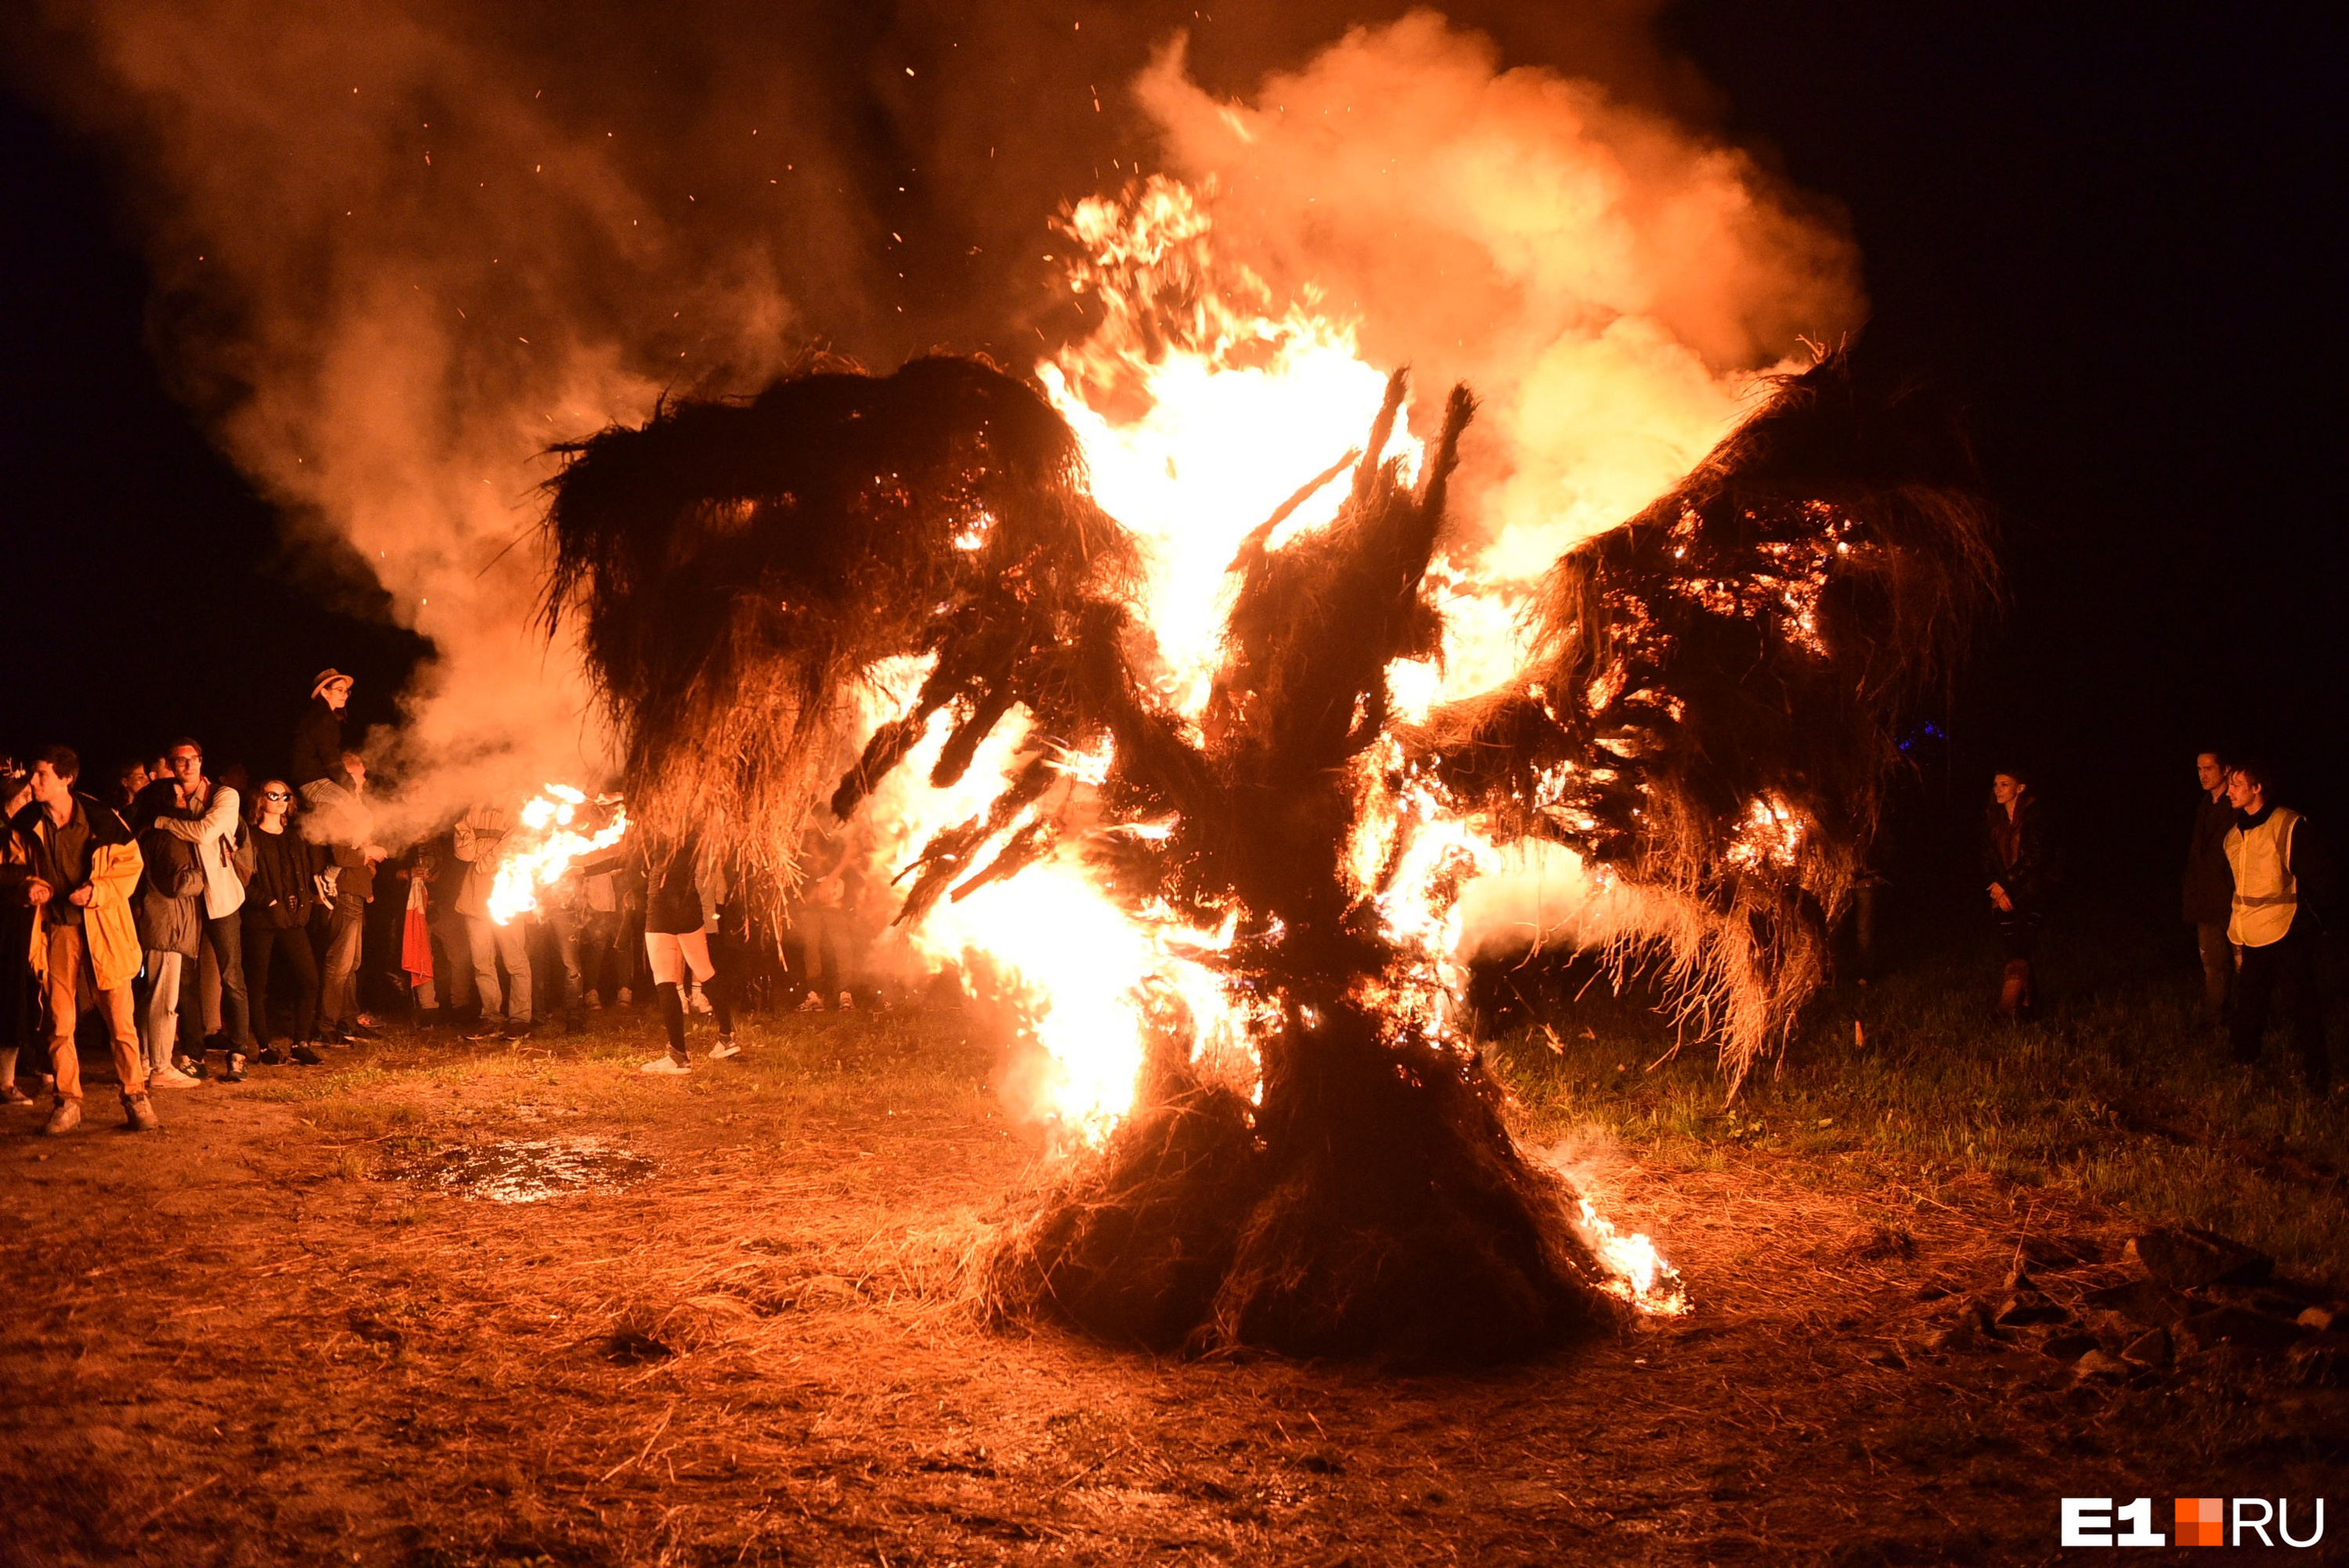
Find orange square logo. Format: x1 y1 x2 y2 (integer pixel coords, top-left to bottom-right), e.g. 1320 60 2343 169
2175 1498 2223 1547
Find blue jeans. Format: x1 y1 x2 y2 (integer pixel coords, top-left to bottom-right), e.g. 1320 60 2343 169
204 914 258 1049
320 897 366 1024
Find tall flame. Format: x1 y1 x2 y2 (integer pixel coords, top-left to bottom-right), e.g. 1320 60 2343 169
870 176 1689 1310
864 178 1598 1141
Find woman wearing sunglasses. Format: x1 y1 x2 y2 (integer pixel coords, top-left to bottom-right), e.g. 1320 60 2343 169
241 779 327 1065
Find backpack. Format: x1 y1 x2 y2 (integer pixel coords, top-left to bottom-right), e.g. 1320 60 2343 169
226 816 257 885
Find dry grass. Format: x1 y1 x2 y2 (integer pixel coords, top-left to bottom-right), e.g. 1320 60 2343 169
2 975 2343 1566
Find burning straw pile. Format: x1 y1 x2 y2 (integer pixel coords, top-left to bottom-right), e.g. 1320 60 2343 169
544 348 1990 1363
543 355 1142 898
1416 352 1997 1087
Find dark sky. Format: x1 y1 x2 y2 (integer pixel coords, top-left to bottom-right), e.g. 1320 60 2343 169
2 2 2340 862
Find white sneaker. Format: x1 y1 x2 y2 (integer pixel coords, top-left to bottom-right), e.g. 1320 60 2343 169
708 1036 741 1060
617 987 633 1005
147 1063 201 1090
687 985 713 1016
797 992 822 1012
838 990 854 1011
639 1054 691 1076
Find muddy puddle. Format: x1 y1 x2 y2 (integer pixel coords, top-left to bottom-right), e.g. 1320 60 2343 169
378 1137 655 1203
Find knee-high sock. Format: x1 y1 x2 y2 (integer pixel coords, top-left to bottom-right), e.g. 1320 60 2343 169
706 968 734 1035
656 982 687 1055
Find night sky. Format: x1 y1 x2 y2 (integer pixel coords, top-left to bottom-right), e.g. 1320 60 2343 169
2 3 2339 875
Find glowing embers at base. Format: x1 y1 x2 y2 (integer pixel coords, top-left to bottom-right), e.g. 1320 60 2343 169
917 857 1257 1146
1575 1195 1690 1317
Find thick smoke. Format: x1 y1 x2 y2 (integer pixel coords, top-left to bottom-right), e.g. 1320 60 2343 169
20 0 885 831
18 2 1860 874
1133 13 1864 667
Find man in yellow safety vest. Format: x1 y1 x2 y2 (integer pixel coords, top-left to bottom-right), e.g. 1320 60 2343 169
2223 759 2334 1092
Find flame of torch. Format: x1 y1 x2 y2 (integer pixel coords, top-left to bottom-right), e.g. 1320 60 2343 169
487 784 630 925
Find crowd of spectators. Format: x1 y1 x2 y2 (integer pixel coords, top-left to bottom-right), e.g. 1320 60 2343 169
21 669 2327 1137
1977 752 2333 1091
0 669 877 1135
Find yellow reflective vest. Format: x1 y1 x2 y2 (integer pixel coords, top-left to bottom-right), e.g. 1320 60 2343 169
2225 806 2300 948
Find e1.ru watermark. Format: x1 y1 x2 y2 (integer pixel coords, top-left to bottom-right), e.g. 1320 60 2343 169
2062 1497 2326 1547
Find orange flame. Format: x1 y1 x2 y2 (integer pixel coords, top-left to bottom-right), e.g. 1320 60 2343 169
486 784 629 925
851 178 1620 1143
1576 1195 1691 1317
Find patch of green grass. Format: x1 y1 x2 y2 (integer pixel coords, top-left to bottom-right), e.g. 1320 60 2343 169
1489 917 2349 1285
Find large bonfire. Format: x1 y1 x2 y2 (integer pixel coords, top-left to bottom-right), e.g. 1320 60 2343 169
541 177 1992 1363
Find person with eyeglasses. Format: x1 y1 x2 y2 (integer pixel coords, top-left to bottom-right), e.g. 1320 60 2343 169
129 777 207 1089
240 779 327 1065
149 737 260 1069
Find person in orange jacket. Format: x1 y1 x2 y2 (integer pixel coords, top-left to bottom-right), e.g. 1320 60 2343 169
1 746 155 1135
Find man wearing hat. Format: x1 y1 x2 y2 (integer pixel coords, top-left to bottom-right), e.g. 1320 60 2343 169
291 669 353 791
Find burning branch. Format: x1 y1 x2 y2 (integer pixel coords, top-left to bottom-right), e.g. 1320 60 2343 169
1413 351 1996 1093
542 355 1145 912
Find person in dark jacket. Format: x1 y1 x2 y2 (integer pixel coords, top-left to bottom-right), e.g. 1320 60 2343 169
1982 767 2054 1020
316 749 385 1044
240 779 326 1065
0 763 40 1105
417 831 477 1024
289 669 352 791
131 779 208 1088
2182 750 2236 1027
2223 760 2336 1091
637 834 737 1076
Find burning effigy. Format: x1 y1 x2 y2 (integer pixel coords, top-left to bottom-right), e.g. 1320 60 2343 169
1416 355 1998 1089
539 174 1990 1361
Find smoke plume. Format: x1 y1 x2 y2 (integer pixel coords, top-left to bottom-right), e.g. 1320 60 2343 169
1131 13 1864 682
18 0 886 831
16 2 1862 860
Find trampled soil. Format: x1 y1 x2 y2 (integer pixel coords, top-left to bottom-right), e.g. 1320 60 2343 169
2 1009 2340 1566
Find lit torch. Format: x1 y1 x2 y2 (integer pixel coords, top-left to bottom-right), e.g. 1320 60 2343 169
486 784 630 925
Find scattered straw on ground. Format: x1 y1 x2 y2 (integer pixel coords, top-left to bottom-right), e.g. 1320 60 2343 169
2 999 2340 1566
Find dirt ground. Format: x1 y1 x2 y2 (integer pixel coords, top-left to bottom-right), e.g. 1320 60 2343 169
2 1006 2342 1566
